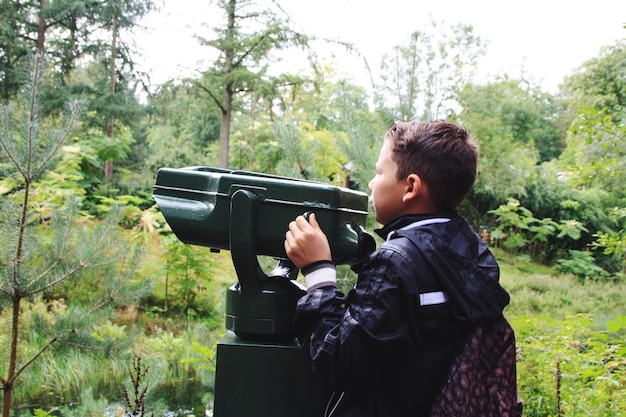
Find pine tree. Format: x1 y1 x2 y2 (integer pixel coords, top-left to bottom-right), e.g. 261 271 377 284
0 52 151 417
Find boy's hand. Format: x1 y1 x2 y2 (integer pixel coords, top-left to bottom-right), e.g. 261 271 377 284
284 213 332 269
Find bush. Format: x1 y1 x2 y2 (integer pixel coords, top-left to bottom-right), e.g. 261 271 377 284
555 250 610 282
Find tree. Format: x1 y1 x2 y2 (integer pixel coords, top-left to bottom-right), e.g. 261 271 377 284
559 40 626 276
0 0 155 184
456 79 542 213
561 40 626 197
375 19 486 121
0 0 32 100
592 207 626 276
0 53 150 417
564 40 626 123
91 0 155 178
271 76 384 189
0 0 109 101
144 80 222 173
196 0 314 168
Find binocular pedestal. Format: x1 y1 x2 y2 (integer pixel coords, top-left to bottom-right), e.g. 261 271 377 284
153 167 371 416
214 190 328 415
214 332 327 417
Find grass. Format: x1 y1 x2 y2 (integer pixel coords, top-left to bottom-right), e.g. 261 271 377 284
495 248 626 324
492 248 626 417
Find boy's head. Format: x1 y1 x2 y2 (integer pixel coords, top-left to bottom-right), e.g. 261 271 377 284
369 120 477 224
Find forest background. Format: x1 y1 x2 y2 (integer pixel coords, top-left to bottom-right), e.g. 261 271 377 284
0 0 625 416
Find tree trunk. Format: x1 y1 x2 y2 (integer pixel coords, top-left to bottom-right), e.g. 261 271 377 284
2 298 21 417
105 15 118 178
35 0 48 52
217 0 236 169
219 103 232 168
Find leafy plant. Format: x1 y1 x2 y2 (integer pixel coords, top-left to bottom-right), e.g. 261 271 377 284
592 206 626 275
555 250 610 282
160 234 219 318
489 198 597 267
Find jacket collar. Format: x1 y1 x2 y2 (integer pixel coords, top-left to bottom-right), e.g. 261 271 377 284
375 213 457 240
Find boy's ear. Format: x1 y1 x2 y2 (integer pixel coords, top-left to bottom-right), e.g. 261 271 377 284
402 174 421 202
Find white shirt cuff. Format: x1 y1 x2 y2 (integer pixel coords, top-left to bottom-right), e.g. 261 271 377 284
304 264 337 290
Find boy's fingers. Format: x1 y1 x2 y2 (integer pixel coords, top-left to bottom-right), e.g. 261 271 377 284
294 214 316 233
307 212 320 229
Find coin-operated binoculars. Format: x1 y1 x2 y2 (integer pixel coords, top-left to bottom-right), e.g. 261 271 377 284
153 166 373 417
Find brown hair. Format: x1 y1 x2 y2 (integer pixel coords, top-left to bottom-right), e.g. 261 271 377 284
385 120 478 212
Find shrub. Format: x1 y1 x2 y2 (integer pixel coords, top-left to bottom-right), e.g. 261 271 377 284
555 250 610 282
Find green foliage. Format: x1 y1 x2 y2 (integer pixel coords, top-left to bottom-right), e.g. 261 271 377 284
0 52 153 417
564 40 625 120
331 81 385 191
591 206 626 275
93 194 145 228
181 341 218 373
561 40 625 199
80 126 136 169
197 0 318 167
139 328 210 413
31 408 57 417
272 118 349 182
555 250 610 282
564 107 626 197
458 78 564 212
489 198 589 264
502 254 626 416
145 114 216 172
144 80 221 170
0 0 155 105
513 314 626 417
159 234 220 318
56 388 114 417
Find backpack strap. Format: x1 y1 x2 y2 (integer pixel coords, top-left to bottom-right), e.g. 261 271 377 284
388 218 452 308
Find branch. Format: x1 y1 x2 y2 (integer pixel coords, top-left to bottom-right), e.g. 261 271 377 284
195 82 225 113
0 286 13 297
24 261 83 297
31 99 81 180
0 106 27 179
232 32 269 69
9 336 57 385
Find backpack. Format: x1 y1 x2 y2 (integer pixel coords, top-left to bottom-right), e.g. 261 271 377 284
429 316 523 417
392 218 522 416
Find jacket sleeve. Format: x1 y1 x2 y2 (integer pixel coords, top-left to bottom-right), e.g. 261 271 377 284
294 245 415 390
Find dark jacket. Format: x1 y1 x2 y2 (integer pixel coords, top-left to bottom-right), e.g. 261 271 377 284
294 214 510 417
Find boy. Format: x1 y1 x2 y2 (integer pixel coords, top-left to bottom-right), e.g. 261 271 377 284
284 120 513 417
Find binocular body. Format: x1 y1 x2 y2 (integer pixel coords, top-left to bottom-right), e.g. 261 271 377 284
153 166 369 264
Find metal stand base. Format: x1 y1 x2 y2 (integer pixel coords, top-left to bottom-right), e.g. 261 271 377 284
213 331 328 417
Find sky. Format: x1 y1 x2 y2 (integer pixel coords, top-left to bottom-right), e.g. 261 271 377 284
135 0 626 94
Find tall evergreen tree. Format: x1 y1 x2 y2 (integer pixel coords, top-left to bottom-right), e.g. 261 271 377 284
196 0 314 168
1 0 94 101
